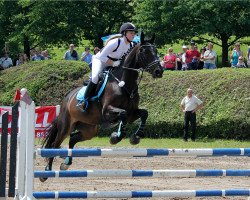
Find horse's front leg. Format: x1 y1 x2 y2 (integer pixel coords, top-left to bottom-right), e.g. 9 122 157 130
103 105 128 145
129 109 148 145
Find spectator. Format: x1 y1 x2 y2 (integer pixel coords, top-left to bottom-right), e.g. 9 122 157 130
197 47 206 70
204 43 216 69
64 44 79 60
181 88 203 142
32 48 45 61
30 49 35 60
16 53 28 66
181 45 188 70
230 42 243 68
0 52 13 69
186 41 200 70
81 47 92 65
176 53 182 70
163 47 176 71
93 47 100 55
41 50 51 60
247 45 250 68
236 56 247 68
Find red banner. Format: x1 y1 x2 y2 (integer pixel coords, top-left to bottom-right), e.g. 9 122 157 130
0 105 60 138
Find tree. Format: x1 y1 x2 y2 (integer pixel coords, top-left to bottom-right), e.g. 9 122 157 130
134 0 250 66
0 0 133 57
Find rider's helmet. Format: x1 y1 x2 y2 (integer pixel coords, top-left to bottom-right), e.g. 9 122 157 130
119 23 137 35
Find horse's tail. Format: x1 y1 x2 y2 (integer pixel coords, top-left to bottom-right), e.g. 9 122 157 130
41 117 58 148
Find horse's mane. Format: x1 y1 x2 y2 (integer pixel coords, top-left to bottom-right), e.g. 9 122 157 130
111 44 140 79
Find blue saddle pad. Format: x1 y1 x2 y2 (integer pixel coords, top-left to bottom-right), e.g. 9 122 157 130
76 71 110 103
76 86 87 102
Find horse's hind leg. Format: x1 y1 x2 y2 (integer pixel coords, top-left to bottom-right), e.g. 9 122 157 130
129 109 148 145
40 118 73 182
60 130 82 170
60 123 98 170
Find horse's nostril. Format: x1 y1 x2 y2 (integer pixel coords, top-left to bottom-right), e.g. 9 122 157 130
154 69 163 77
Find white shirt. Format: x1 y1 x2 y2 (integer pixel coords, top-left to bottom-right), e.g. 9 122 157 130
204 50 216 64
0 57 13 68
181 95 203 111
95 37 131 63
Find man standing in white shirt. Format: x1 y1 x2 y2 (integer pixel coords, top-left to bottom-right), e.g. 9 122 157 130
180 88 203 141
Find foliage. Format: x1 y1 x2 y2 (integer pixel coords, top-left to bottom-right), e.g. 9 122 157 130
0 61 249 140
0 0 133 56
0 60 89 105
133 0 250 66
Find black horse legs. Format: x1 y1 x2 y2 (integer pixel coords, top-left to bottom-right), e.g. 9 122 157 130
60 131 83 170
130 109 148 145
106 106 128 145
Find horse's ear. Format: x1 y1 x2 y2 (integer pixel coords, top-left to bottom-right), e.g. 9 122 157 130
150 33 155 43
140 32 145 44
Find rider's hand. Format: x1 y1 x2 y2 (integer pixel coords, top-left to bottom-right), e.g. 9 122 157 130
113 60 120 67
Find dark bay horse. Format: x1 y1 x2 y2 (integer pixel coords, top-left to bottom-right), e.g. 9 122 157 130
40 32 163 182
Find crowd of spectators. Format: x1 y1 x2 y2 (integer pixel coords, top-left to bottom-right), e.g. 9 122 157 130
0 42 249 71
161 42 250 71
0 45 101 70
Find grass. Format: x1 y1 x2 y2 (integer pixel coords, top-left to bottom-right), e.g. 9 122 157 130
1 61 249 140
38 137 250 148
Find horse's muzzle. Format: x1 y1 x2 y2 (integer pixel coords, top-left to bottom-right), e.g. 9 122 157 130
153 68 163 78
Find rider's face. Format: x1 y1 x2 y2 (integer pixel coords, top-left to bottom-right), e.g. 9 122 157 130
125 31 136 41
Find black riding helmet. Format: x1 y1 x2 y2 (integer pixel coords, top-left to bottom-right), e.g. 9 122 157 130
120 22 137 35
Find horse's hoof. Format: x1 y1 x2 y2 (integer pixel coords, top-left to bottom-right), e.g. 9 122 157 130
39 177 48 182
110 132 121 145
60 163 70 170
130 135 140 145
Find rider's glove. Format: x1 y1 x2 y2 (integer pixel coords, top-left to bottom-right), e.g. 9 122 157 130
112 60 120 67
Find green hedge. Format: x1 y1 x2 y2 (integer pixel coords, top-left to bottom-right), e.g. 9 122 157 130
0 61 249 140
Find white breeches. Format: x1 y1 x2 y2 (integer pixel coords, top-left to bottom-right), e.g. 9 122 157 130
91 56 106 84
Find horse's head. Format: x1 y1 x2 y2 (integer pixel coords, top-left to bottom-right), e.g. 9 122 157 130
136 32 163 78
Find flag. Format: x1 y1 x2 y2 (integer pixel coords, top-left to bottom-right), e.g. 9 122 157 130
20 90 32 105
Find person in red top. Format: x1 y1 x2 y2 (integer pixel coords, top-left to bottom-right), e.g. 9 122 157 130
163 47 176 70
185 41 200 70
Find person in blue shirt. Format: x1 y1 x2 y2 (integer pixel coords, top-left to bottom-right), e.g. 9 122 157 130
31 48 45 61
81 47 92 67
230 43 243 68
64 44 79 60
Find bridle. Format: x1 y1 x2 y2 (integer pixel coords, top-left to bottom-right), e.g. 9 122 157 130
110 43 161 99
122 44 160 73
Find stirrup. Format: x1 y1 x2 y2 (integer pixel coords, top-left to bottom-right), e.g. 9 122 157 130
76 100 88 112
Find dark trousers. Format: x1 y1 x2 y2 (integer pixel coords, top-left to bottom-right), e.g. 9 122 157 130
183 111 196 140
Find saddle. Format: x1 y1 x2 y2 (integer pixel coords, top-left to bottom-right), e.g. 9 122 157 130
76 70 110 104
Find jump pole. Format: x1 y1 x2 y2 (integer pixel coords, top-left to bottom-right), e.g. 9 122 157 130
36 148 250 157
34 169 250 178
33 189 250 199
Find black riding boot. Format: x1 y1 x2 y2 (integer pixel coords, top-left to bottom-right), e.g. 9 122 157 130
77 81 97 111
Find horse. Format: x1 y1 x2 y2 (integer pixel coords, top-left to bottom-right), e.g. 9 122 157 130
40 32 163 182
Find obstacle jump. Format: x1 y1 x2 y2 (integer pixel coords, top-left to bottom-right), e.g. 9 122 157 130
1 89 250 199
34 169 250 178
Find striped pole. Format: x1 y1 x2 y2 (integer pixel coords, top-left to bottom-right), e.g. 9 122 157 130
36 148 250 157
34 169 250 178
33 189 250 199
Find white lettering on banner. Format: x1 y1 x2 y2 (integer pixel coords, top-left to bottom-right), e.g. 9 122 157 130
36 131 49 138
43 112 50 127
35 112 50 128
35 113 42 127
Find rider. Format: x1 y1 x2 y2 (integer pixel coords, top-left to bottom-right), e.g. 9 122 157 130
78 22 137 110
